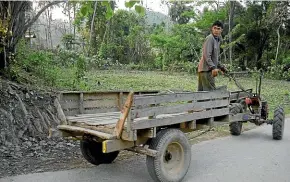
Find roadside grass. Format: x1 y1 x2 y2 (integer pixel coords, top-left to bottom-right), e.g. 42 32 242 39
70 70 290 116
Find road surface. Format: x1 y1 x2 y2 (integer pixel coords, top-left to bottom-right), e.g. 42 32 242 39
1 119 289 182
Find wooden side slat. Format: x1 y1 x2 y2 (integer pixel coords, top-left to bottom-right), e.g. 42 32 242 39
132 108 229 130
61 93 80 102
131 99 229 119
61 101 79 110
80 93 84 114
83 100 118 109
83 93 119 101
133 90 229 106
57 125 115 139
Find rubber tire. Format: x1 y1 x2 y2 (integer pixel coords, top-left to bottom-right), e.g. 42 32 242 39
80 139 119 165
229 103 243 136
146 129 191 182
272 106 285 140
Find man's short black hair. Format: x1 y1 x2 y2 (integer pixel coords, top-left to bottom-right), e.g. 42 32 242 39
212 21 223 29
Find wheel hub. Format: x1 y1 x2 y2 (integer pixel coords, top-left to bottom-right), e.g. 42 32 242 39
165 151 172 161
163 142 184 175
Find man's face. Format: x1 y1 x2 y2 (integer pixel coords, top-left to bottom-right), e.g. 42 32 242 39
211 25 223 37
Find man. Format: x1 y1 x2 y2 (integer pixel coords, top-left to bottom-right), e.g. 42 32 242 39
197 20 227 91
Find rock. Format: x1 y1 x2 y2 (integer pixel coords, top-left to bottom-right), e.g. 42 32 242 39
25 93 30 99
48 128 61 138
32 146 42 151
36 169 44 173
15 152 23 158
5 142 13 147
29 137 36 142
47 141 56 146
15 145 21 152
66 143 75 147
18 130 25 138
27 153 34 157
24 141 32 147
56 143 64 148
40 140 47 146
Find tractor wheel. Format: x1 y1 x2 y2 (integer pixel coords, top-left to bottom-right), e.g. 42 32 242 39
272 106 285 140
146 129 191 182
80 138 119 165
229 103 244 136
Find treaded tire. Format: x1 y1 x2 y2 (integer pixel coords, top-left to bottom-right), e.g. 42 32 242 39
229 103 243 136
146 129 191 182
80 139 119 165
272 106 285 140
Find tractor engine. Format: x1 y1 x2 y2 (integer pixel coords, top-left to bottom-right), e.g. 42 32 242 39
261 101 269 120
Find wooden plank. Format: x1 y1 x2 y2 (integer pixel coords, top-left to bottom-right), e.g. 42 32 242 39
57 125 115 139
83 99 118 109
80 93 84 114
133 90 229 106
61 93 80 102
132 108 229 130
83 93 118 101
60 90 159 94
60 101 79 110
63 109 79 116
72 112 120 118
138 128 156 138
70 119 117 126
83 107 119 114
68 116 118 123
114 92 134 139
102 136 149 153
102 139 134 153
71 123 114 134
118 92 124 110
67 115 119 120
67 115 119 121
131 99 229 119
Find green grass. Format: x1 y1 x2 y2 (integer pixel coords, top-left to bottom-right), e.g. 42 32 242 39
53 70 290 116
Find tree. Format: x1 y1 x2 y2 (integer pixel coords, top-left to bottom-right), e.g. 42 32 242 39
0 1 63 71
169 1 194 24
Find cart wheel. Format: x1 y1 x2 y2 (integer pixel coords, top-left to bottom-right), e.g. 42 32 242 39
229 103 243 136
272 106 285 140
80 138 119 165
146 129 191 182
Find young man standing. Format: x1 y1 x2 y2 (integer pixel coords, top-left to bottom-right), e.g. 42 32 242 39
197 20 227 91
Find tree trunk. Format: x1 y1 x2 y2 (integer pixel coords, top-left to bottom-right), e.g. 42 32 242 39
89 1 98 56
228 1 235 67
275 24 281 61
73 3 76 49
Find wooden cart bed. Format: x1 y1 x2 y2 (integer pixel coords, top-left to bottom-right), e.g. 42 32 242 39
57 89 242 141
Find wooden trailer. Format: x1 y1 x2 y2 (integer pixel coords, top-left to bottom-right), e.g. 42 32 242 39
56 89 244 182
